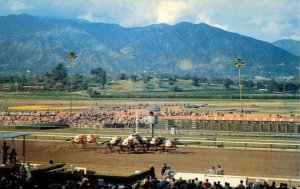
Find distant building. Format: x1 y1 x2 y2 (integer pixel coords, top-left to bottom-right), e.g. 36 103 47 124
258 88 268 93
22 85 44 90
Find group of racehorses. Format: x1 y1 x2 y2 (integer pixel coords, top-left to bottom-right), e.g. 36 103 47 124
66 133 178 153
66 134 100 149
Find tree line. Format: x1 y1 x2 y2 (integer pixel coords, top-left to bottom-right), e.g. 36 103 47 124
0 62 299 95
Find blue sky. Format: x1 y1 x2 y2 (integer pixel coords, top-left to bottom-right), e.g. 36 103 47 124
0 0 299 42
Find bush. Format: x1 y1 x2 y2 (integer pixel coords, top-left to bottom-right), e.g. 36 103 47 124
89 90 101 98
170 85 182 92
54 83 66 91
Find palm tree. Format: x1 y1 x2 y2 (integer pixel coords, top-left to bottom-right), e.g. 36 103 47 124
67 52 77 123
234 58 245 114
68 52 77 63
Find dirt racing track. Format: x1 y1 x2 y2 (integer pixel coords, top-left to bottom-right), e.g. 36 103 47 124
11 139 300 180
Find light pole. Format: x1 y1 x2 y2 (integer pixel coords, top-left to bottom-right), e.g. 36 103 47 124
14 83 18 93
147 106 160 137
67 52 77 124
26 70 31 93
148 111 155 138
135 112 138 134
234 58 245 114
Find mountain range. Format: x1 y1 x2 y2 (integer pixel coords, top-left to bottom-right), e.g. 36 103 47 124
273 39 300 56
0 14 298 78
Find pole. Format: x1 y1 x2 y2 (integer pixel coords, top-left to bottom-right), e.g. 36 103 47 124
69 63 73 125
23 135 25 163
239 68 243 114
135 112 138 134
149 111 155 137
15 83 18 93
151 124 154 138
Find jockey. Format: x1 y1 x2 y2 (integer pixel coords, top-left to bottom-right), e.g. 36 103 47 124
165 138 176 148
128 133 143 144
142 136 150 144
86 134 96 143
122 138 133 146
110 136 121 144
151 136 159 145
128 133 141 140
74 135 84 143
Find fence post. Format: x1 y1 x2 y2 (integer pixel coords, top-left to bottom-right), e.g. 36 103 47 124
260 122 262 133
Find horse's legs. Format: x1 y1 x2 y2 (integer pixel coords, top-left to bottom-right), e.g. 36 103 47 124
71 141 77 149
81 143 88 149
107 144 113 153
117 145 123 154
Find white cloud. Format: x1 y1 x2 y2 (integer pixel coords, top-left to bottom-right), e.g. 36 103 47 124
288 32 300 41
261 22 286 35
8 0 31 12
177 59 195 71
196 13 229 30
78 1 157 26
0 0 299 42
249 16 263 25
79 13 97 23
156 0 188 24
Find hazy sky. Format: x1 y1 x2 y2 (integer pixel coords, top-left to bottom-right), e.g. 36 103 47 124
0 0 299 42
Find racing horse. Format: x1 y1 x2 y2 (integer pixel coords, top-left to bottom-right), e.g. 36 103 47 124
117 134 147 153
66 135 88 149
161 138 179 152
85 134 100 145
101 136 123 153
142 136 165 152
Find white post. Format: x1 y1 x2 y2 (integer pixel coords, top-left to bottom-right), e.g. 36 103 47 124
70 164 75 173
15 83 18 93
135 112 138 134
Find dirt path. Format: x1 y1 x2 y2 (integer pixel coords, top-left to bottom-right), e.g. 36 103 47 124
11 141 300 179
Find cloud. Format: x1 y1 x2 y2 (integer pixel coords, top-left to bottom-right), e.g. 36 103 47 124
261 22 287 35
79 13 97 22
8 0 31 12
0 0 299 41
78 1 157 26
196 13 229 31
177 59 195 71
156 0 187 24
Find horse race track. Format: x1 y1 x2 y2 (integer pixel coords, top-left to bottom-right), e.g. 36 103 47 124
16 140 299 180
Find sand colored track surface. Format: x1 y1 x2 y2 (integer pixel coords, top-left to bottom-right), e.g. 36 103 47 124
11 140 300 179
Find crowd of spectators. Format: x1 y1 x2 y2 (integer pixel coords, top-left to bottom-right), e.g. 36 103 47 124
0 110 149 129
0 166 116 189
71 112 148 129
0 102 298 129
205 166 224 175
135 175 298 189
0 161 298 189
0 108 233 129
1 170 298 189
0 111 67 126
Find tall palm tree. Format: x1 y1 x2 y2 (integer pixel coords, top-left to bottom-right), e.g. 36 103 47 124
67 52 77 123
234 58 245 114
68 52 77 63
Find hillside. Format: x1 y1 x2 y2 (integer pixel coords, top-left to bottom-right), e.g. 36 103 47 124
0 14 298 78
273 39 300 56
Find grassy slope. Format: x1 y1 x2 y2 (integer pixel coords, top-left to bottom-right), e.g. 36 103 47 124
97 79 298 99
0 78 298 100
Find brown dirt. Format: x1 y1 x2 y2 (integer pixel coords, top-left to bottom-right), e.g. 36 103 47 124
10 140 300 179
